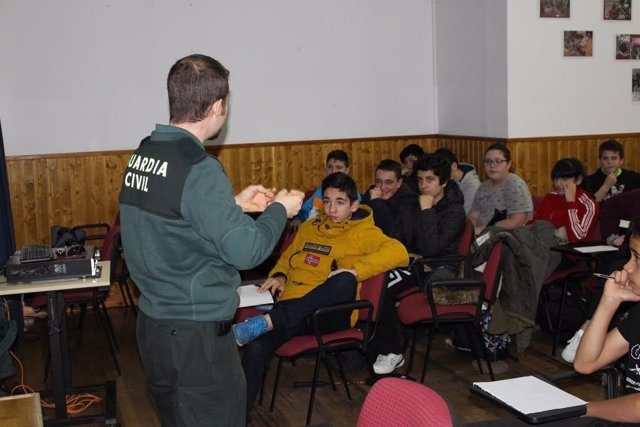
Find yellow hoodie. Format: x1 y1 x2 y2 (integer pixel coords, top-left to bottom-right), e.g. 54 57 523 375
271 205 409 304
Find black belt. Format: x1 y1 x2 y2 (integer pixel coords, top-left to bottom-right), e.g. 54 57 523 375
216 320 233 336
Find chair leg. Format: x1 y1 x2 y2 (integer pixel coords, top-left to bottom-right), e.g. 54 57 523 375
95 303 121 375
333 352 352 401
322 357 338 392
77 304 88 347
269 358 284 412
552 280 570 356
306 352 323 426
405 326 418 376
119 278 138 315
100 301 120 351
420 325 435 383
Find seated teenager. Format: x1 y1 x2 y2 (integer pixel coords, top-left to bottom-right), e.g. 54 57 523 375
561 188 640 363
586 139 640 203
237 172 409 418
289 149 359 231
435 147 481 215
468 143 533 236
528 158 599 244
362 159 419 247
372 154 466 374
466 216 640 427
399 143 424 194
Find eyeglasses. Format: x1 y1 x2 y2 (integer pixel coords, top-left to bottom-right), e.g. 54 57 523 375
483 159 508 166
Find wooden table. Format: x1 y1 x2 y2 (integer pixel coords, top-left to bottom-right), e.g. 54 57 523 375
0 261 117 426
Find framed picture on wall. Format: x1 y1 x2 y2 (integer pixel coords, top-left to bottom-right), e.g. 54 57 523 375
540 0 570 18
564 31 593 57
616 34 640 59
604 0 632 20
633 69 640 101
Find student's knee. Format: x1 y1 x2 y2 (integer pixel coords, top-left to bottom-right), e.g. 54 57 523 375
329 271 357 294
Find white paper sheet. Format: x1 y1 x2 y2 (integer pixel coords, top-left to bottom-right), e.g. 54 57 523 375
237 283 274 308
574 245 619 253
473 376 586 415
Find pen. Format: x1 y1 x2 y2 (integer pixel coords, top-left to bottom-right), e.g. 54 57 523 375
593 273 615 280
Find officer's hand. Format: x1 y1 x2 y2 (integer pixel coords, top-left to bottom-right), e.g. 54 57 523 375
274 189 305 218
235 185 276 212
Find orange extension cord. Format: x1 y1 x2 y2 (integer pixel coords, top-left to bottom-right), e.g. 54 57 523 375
3 298 103 414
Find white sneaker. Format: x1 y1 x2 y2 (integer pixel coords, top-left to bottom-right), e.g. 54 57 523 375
373 353 405 375
561 329 584 363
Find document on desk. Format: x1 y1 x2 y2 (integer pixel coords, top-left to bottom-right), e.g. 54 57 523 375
237 282 274 308
574 245 618 253
471 376 586 424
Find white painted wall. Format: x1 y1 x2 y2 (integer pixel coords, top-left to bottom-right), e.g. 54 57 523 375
507 1 640 137
434 0 509 138
0 0 436 156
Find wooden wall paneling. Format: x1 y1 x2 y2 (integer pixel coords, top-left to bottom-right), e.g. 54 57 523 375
7 133 639 251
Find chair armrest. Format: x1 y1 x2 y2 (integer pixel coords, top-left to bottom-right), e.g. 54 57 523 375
74 223 111 241
412 255 466 286
312 300 374 347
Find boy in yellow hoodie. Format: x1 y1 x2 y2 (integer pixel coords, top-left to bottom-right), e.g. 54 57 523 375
237 172 408 418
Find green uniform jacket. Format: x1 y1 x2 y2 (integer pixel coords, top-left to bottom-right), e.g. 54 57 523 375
119 125 287 321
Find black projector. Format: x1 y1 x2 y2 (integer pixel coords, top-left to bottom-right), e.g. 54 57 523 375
5 246 98 283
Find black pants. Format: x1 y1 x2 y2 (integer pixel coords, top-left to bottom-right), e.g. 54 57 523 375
374 268 417 355
136 312 246 427
242 272 357 418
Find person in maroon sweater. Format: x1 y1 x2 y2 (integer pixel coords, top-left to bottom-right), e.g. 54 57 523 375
529 158 599 244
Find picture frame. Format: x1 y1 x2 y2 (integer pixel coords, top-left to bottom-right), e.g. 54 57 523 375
632 68 640 101
540 0 570 18
564 31 593 57
604 0 632 21
616 34 640 59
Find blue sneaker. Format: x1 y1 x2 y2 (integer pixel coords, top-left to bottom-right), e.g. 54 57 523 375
233 316 269 346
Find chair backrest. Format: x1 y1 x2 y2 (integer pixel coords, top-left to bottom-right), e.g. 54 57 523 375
458 217 474 257
358 273 387 323
356 377 455 427
532 195 544 212
481 241 503 303
101 224 123 283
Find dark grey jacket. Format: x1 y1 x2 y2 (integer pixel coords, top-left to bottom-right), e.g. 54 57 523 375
469 220 561 334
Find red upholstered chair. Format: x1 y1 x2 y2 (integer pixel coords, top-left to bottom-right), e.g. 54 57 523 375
268 273 388 426
356 377 457 427
398 242 504 383
32 223 128 376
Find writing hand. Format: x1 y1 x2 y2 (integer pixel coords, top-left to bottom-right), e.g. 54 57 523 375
259 276 286 296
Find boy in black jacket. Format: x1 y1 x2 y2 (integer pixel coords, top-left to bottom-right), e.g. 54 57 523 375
371 154 466 375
